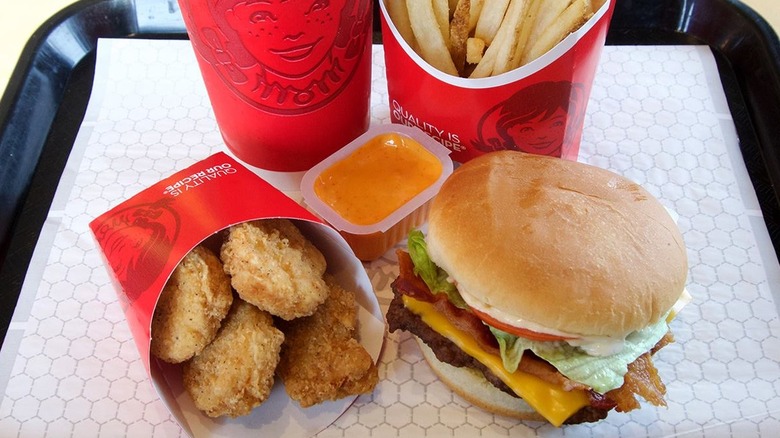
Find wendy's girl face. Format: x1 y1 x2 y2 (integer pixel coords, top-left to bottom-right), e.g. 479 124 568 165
226 0 347 77
506 108 567 155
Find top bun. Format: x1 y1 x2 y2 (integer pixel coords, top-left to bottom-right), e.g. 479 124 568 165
425 151 688 337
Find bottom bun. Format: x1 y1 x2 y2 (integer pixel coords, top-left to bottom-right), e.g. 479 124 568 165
414 337 545 422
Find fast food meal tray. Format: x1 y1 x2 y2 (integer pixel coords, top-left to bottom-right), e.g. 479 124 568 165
0 0 778 345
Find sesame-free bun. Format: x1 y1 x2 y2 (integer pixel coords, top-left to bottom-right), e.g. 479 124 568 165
425 151 688 338
415 338 544 421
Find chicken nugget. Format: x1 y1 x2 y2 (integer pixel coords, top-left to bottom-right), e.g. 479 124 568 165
151 245 233 364
183 299 284 418
276 275 379 407
220 219 328 320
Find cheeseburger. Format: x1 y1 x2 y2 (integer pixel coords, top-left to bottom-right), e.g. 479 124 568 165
386 151 690 426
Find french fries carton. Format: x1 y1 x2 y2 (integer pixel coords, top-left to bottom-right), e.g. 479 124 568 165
89 152 384 437
379 0 615 162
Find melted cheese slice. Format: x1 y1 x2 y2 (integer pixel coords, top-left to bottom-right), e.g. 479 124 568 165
402 296 590 426
668 288 692 322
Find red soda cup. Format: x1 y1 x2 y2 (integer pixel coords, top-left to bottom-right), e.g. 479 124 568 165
177 0 374 171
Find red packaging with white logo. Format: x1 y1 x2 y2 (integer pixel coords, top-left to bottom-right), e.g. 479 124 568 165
379 0 615 162
89 152 384 437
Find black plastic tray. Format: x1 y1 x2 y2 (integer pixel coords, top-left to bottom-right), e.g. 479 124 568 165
1 0 779 343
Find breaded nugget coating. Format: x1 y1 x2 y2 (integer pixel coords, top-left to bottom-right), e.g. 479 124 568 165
183 299 284 418
276 275 379 407
220 219 328 320
151 245 233 364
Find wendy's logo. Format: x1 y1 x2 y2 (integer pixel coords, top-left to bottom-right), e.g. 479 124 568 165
92 198 181 305
472 81 586 157
183 0 372 115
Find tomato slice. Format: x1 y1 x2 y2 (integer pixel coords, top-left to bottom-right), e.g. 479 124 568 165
470 307 578 342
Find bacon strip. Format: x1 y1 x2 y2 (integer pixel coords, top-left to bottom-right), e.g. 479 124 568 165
395 251 501 355
607 331 673 411
395 249 434 301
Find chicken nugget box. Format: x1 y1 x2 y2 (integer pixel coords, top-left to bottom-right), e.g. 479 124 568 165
379 0 615 163
89 152 385 437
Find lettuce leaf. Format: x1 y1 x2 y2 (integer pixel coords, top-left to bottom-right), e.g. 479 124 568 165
490 315 671 394
407 230 467 309
490 327 527 372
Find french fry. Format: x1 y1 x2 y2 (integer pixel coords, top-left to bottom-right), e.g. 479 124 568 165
449 0 471 73
468 0 485 32
508 0 544 70
466 37 486 64
474 0 509 45
471 0 529 77
491 0 530 76
523 0 572 58
468 21 506 77
387 0 419 52
583 0 593 13
433 0 451 49
388 0 600 78
521 0 590 64
406 0 459 76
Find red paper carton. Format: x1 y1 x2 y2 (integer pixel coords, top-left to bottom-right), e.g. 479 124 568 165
89 152 384 437
379 0 615 163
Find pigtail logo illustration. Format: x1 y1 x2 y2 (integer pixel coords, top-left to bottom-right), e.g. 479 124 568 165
471 81 586 157
182 0 371 115
92 198 181 305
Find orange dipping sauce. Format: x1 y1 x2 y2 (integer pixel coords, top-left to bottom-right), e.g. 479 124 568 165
313 133 443 225
302 124 453 261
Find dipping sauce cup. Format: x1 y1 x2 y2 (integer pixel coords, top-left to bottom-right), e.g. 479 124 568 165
177 0 374 171
302 124 453 261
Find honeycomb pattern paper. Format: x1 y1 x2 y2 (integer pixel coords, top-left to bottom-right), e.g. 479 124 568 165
0 39 778 437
